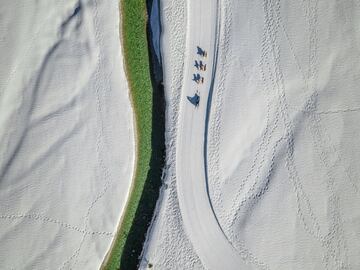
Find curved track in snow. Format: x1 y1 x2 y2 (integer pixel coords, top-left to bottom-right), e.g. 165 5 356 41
176 0 249 269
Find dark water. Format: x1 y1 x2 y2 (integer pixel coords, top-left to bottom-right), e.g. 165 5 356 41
147 0 163 83
119 0 165 268
149 0 162 64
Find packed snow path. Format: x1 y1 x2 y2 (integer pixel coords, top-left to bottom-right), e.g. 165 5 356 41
176 0 249 268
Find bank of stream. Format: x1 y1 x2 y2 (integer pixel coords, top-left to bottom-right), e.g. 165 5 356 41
119 0 165 269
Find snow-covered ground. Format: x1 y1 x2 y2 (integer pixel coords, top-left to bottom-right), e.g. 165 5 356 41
141 0 360 269
0 1 134 269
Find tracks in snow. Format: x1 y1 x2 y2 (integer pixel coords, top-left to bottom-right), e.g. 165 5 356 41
175 0 250 269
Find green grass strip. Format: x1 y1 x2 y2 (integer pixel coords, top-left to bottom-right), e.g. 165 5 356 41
102 0 157 269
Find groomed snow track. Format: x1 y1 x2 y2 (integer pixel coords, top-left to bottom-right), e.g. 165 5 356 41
176 0 250 269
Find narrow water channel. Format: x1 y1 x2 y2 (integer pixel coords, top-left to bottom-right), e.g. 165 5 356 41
120 0 165 268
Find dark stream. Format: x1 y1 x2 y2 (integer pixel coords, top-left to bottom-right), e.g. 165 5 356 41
120 0 165 269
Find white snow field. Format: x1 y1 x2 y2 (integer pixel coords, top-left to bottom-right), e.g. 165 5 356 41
141 0 360 269
0 1 134 269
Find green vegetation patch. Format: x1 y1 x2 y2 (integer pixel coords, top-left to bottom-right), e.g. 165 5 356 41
102 0 164 269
